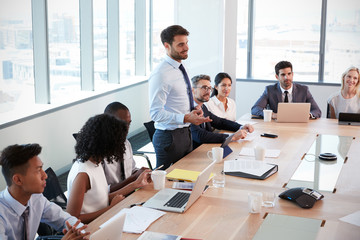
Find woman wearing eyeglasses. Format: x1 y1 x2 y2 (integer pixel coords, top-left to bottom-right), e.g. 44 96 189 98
327 66 360 119
206 72 236 121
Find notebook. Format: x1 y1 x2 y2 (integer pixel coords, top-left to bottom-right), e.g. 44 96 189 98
276 103 311 123
166 168 214 182
143 161 215 213
89 212 126 240
221 133 234 158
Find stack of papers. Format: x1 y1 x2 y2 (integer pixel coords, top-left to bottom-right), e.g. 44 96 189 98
239 147 281 158
100 206 165 234
224 159 278 180
138 231 181 240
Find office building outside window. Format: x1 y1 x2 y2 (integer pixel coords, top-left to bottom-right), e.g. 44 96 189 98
48 0 81 104
0 0 34 117
324 0 360 83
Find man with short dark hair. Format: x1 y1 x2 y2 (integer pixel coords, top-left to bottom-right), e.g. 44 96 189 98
190 75 254 149
251 61 321 119
149 25 211 169
0 144 88 239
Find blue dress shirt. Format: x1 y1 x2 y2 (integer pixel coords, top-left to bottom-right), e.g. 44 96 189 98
149 55 192 130
0 187 78 240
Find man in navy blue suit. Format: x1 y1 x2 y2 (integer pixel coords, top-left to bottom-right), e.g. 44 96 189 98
190 74 254 149
251 61 322 119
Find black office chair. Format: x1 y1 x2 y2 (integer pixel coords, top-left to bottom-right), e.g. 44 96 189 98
37 167 67 237
326 103 331 118
43 167 67 209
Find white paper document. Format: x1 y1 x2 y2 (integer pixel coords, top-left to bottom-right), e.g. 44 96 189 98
237 132 256 142
339 210 360 227
224 159 275 177
100 206 166 234
239 147 281 158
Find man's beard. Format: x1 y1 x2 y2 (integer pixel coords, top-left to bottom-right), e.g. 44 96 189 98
170 49 188 61
196 96 209 103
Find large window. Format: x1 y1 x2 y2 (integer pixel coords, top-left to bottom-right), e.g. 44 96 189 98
0 0 144 125
150 0 174 69
94 0 108 87
47 0 81 104
0 0 34 118
119 0 135 77
324 0 360 83
237 0 360 83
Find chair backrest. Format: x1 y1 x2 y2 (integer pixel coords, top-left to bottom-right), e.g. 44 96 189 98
43 167 67 209
143 120 155 142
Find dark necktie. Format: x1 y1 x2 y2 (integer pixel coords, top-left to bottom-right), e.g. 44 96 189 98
179 64 194 111
284 91 289 103
22 207 29 240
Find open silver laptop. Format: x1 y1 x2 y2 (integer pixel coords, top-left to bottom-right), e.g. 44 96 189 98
277 103 311 123
90 212 126 240
143 161 215 213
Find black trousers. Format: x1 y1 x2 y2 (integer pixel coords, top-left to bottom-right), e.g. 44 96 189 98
152 127 192 170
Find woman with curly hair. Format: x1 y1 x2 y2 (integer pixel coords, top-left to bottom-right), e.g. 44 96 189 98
66 114 151 223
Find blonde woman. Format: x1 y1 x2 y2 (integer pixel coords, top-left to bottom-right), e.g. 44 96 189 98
328 67 360 119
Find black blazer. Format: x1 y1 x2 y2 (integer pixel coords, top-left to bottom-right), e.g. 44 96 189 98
190 104 241 149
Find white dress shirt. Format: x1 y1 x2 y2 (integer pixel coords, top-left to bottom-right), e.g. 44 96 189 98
149 55 191 130
205 96 236 121
280 85 293 103
0 188 78 240
103 140 137 186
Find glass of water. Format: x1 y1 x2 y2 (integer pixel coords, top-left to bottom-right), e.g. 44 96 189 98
212 170 225 188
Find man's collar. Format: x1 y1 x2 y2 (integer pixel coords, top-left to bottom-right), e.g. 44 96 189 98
4 187 28 216
164 55 181 69
279 84 293 94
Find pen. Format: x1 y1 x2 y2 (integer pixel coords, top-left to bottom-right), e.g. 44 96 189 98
130 202 145 208
152 164 164 171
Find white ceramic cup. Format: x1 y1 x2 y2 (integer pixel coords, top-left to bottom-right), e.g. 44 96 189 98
151 170 167 190
263 109 273 122
254 145 266 160
262 192 276 207
207 147 224 163
248 192 263 213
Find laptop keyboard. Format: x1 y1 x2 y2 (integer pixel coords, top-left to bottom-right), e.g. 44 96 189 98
164 192 191 208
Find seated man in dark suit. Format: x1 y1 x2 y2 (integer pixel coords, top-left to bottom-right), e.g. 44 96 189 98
251 61 322 119
190 75 254 149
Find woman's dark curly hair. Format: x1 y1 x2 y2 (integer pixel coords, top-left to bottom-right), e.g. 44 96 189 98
74 114 128 164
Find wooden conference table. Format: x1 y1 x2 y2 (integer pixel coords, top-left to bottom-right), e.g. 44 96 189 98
87 116 360 240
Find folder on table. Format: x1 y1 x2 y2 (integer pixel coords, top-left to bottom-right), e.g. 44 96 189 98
224 159 278 180
166 169 214 182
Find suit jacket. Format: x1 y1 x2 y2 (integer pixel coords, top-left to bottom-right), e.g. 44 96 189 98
251 82 322 118
190 104 241 149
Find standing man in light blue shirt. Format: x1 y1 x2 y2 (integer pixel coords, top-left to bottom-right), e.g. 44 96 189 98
149 25 211 170
0 144 88 240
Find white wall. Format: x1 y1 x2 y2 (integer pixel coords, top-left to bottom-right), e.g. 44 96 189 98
0 82 150 189
176 0 224 81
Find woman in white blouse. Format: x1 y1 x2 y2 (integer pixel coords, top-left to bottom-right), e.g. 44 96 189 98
328 66 360 119
206 72 236 121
